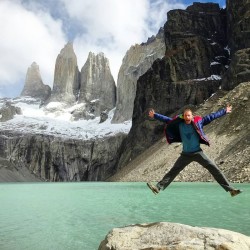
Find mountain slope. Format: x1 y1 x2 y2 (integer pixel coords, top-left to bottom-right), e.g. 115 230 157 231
109 82 250 183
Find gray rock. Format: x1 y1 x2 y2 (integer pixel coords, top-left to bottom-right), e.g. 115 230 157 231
227 0 250 53
112 28 165 123
21 62 51 101
222 48 250 90
100 110 109 123
98 222 250 250
0 102 22 122
50 42 80 103
79 52 116 117
0 132 126 181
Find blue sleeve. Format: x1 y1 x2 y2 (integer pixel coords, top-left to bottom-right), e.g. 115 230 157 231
154 113 172 123
202 108 227 126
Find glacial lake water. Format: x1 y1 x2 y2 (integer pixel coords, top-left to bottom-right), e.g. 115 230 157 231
0 182 249 250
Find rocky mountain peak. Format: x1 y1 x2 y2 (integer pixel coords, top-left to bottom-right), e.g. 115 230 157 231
59 42 75 58
21 62 51 100
112 27 165 123
50 42 80 103
79 51 116 118
186 2 221 13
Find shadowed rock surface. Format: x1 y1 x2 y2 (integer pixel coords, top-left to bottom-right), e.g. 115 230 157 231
222 48 250 90
227 0 250 53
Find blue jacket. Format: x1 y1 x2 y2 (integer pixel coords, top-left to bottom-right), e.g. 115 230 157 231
154 109 227 146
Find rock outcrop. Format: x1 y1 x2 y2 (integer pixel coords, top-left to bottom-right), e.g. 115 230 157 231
221 0 250 90
50 42 80 103
21 62 51 100
99 222 250 250
0 132 126 181
222 48 250 90
116 2 229 169
79 52 116 118
112 28 165 123
0 102 21 122
227 0 250 53
164 2 228 81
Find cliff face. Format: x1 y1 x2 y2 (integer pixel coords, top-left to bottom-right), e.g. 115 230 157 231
164 3 228 81
222 0 250 90
226 0 250 53
50 42 80 103
0 132 126 181
117 2 230 169
112 1 250 180
79 52 116 118
112 28 165 123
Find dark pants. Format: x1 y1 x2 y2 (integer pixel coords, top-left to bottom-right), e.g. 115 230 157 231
157 151 234 192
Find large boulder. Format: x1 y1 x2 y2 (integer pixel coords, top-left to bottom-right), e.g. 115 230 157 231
99 222 250 250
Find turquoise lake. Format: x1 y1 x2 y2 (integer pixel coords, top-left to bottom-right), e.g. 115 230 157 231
0 182 249 250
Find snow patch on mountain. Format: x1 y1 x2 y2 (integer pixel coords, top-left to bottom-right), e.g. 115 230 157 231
0 97 132 140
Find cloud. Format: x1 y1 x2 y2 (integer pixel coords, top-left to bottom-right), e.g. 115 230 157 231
0 0 66 96
61 0 186 82
61 0 150 82
1 0 208 98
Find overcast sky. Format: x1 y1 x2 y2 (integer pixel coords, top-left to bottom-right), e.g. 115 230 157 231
0 0 225 98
